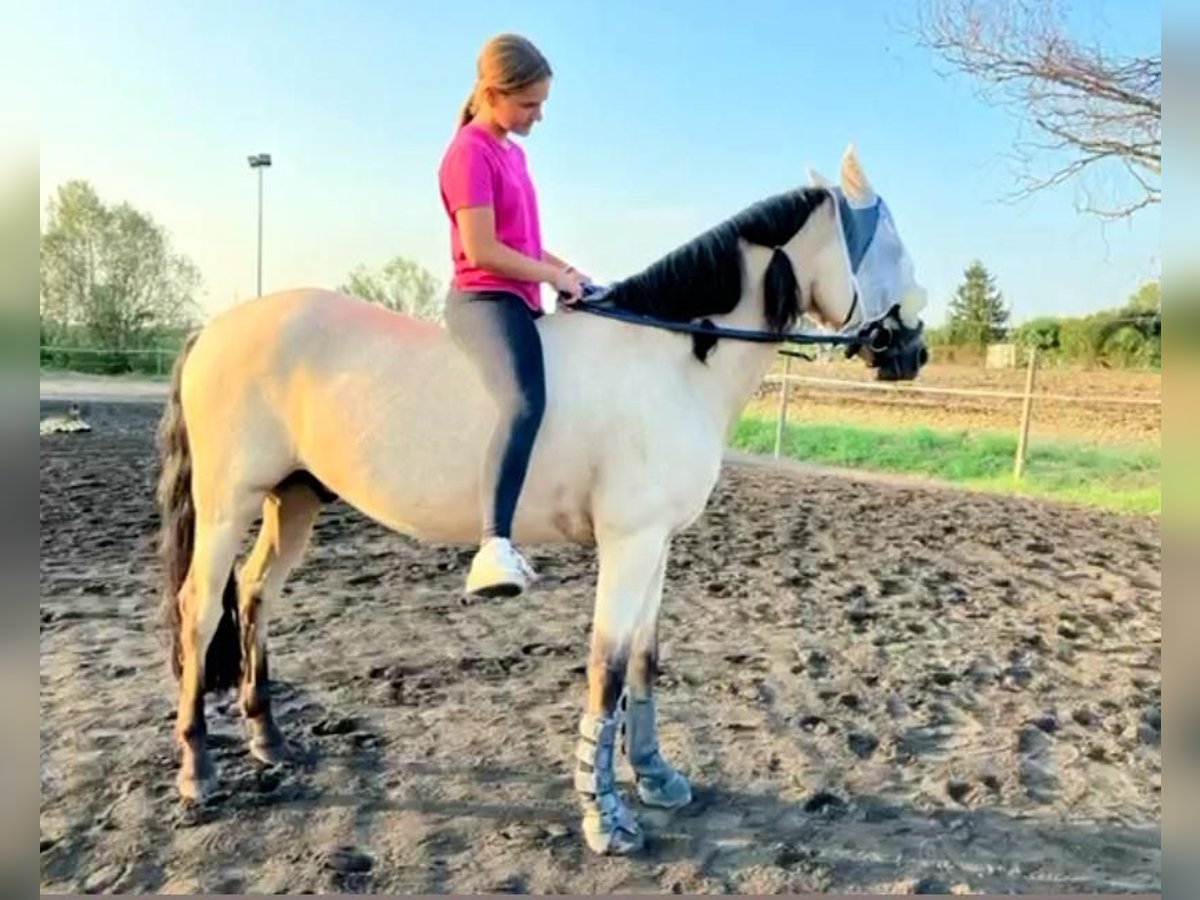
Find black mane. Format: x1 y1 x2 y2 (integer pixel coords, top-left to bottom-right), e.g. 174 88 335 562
601 187 831 361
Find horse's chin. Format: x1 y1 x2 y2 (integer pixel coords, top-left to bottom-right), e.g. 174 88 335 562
864 340 928 381
875 348 928 381
844 299 928 382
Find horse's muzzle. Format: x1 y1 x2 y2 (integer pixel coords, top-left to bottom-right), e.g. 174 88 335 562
846 305 929 382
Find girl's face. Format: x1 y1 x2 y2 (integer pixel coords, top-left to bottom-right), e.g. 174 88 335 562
485 78 550 137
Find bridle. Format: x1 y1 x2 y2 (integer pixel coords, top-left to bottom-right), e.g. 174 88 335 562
563 182 928 378
567 279 925 377
565 183 927 377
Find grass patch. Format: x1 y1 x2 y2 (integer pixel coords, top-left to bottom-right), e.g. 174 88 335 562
731 415 1160 515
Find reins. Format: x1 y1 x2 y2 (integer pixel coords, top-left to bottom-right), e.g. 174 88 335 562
566 284 904 362
570 295 862 347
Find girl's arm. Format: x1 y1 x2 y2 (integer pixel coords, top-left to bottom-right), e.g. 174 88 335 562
542 249 591 282
456 206 572 288
541 249 570 271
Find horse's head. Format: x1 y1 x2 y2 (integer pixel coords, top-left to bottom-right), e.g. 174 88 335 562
803 144 929 381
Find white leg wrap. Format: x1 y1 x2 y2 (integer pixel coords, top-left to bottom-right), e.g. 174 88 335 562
622 696 693 808
574 712 644 855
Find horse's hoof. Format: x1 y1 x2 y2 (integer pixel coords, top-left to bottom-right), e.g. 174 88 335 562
637 770 692 809
176 765 216 803
581 803 645 856
583 819 645 856
248 738 291 766
460 581 524 604
247 718 290 765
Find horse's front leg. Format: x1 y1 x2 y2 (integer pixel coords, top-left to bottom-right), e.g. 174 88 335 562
622 541 692 809
574 528 669 856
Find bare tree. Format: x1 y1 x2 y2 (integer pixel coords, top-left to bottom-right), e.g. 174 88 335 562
915 0 1160 219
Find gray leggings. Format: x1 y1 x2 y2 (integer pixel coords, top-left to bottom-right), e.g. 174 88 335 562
444 289 547 541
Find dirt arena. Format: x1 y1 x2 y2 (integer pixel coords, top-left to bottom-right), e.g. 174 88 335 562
39 394 1161 894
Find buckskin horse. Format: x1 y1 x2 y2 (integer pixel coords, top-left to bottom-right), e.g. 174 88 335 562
155 144 928 855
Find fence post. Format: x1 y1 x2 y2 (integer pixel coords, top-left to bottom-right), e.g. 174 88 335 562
1013 346 1038 480
773 354 792 458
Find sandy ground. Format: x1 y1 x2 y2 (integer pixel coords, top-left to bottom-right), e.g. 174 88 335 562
39 391 1160 894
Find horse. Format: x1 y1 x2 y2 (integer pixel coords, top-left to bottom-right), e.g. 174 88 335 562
155 143 928 856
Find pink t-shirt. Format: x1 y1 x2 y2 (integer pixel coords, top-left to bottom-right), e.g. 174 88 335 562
439 122 544 312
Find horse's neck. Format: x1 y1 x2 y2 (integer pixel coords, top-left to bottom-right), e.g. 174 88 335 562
693 316 780 433
690 262 786 433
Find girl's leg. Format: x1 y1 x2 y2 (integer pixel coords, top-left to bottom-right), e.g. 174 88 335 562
445 290 546 591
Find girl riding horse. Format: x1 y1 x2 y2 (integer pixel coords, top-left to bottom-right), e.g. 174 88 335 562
439 33 588 600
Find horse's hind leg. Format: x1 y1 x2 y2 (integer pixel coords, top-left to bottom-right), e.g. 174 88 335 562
176 491 262 801
237 480 322 764
574 527 669 856
622 543 692 809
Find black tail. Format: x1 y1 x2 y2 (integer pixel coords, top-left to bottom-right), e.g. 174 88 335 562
155 332 242 693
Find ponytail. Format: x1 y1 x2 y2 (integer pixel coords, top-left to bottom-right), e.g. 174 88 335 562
458 83 480 129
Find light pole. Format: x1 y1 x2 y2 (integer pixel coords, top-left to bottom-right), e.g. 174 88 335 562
247 153 272 296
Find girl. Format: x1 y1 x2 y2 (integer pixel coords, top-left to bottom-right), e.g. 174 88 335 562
439 33 587 599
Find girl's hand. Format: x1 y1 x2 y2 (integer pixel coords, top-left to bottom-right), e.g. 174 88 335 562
553 266 586 304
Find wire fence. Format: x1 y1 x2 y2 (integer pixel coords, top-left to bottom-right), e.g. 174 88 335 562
764 350 1161 480
761 372 1162 408
40 345 177 377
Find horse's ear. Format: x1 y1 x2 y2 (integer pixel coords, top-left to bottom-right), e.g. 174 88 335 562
840 142 877 207
806 165 833 188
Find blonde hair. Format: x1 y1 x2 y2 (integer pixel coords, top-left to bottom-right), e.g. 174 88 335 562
458 33 553 128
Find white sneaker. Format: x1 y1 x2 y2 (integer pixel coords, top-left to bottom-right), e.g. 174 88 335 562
465 537 538 598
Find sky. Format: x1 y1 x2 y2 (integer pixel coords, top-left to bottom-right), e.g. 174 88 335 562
36 1 1160 327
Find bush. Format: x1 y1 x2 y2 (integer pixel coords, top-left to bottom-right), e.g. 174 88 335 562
1057 315 1107 366
40 344 176 375
925 280 1159 370
1014 317 1060 351
1103 323 1152 368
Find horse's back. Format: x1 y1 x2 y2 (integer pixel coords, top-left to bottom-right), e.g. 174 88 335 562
193 288 444 366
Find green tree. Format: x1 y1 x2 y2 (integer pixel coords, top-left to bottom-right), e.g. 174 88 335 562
947 259 1009 349
40 180 201 348
339 255 443 321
